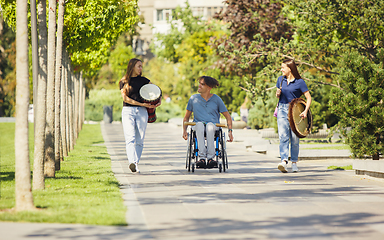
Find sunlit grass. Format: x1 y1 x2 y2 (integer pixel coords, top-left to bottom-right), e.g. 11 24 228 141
327 165 353 170
0 123 126 225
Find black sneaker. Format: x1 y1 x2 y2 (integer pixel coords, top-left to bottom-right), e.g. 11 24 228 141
196 159 206 168
207 159 218 168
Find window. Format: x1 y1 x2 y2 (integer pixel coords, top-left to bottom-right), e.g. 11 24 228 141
157 10 163 21
156 9 173 22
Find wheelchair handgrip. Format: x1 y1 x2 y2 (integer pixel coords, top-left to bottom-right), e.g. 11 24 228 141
184 122 227 128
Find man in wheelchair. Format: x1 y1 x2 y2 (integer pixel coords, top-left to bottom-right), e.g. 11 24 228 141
182 76 234 168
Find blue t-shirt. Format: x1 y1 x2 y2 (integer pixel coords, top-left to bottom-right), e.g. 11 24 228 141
186 94 228 124
276 76 309 104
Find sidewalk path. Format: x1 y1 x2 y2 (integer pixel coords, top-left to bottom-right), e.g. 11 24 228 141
103 122 384 240
1 122 384 240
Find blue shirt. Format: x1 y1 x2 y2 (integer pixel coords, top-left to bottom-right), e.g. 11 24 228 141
276 76 309 104
186 94 228 124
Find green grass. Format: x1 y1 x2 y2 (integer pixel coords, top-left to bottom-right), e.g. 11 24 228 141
327 165 353 170
301 145 350 150
0 123 127 225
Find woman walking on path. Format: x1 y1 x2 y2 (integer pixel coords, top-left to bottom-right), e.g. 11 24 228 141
119 58 161 173
275 59 311 173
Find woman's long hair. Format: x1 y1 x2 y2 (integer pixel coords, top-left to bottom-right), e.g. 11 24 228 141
283 59 302 79
119 58 142 96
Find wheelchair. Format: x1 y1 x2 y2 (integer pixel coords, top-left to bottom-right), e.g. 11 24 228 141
184 122 228 173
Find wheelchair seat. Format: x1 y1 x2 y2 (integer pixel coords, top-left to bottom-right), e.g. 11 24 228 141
185 122 228 173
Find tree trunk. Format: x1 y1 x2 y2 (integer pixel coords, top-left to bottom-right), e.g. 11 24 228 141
15 0 35 211
44 0 57 177
78 73 84 132
60 50 68 157
54 0 65 171
30 0 38 126
32 0 48 190
68 69 74 151
74 73 79 139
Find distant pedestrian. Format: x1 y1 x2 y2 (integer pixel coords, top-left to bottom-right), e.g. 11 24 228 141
275 59 312 173
119 58 161 173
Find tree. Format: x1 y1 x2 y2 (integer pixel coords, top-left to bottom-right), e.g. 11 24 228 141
214 0 292 75
0 10 16 117
54 0 65 170
15 0 35 211
32 0 48 190
149 3 244 112
329 51 384 159
44 0 56 177
64 0 139 77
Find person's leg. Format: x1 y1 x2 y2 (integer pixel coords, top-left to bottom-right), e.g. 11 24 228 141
194 122 207 168
195 122 207 159
277 104 289 173
206 122 217 160
122 107 137 165
290 128 300 172
134 107 148 165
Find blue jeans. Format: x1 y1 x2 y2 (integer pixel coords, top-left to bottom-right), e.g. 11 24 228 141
277 103 299 162
122 106 148 164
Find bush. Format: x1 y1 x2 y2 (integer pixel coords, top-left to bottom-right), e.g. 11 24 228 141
85 89 122 121
84 89 183 122
155 101 183 122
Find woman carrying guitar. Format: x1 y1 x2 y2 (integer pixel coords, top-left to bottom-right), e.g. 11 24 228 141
119 58 161 173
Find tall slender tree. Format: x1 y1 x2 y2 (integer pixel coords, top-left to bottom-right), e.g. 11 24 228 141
54 0 65 170
30 0 38 125
44 0 56 177
15 0 35 211
32 0 48 190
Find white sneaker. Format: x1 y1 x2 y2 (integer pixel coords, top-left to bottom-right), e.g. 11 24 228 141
278 161 288 173
135 163 140 173
129 163 136 172
292 163 299 172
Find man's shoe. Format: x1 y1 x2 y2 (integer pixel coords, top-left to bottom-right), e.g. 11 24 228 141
292 163 298 173
129 163 136 172
207 159 218 168
196 159 206 168
135 163 140 173
278 161 288 173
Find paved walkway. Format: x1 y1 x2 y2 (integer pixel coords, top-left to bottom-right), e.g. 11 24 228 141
103 122 384 240
2 122 384 240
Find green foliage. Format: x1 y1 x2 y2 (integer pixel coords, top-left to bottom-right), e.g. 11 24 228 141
149 3 243 114
327 165 353 171
0 1 16 29
0 123 126 225
64 0 139 77
329 50 384 158
155 101 183 123
247 90 277 129
0 16 16 117
90 34 136 90
85 89 122 121
84 89 182 122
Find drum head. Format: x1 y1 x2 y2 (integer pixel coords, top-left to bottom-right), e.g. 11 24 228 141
288 98 312 138
140 84 161 101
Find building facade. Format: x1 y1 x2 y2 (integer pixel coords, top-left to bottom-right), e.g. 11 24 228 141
135 0 226 59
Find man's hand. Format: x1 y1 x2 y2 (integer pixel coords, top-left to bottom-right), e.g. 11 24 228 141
228 131 234 142
182 130 188 140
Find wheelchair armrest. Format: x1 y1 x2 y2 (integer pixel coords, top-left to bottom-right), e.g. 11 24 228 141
184 122 227 128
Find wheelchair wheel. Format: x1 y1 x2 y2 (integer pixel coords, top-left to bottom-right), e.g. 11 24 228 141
219 130 227 172
186 135 190 170
187 131 193 172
